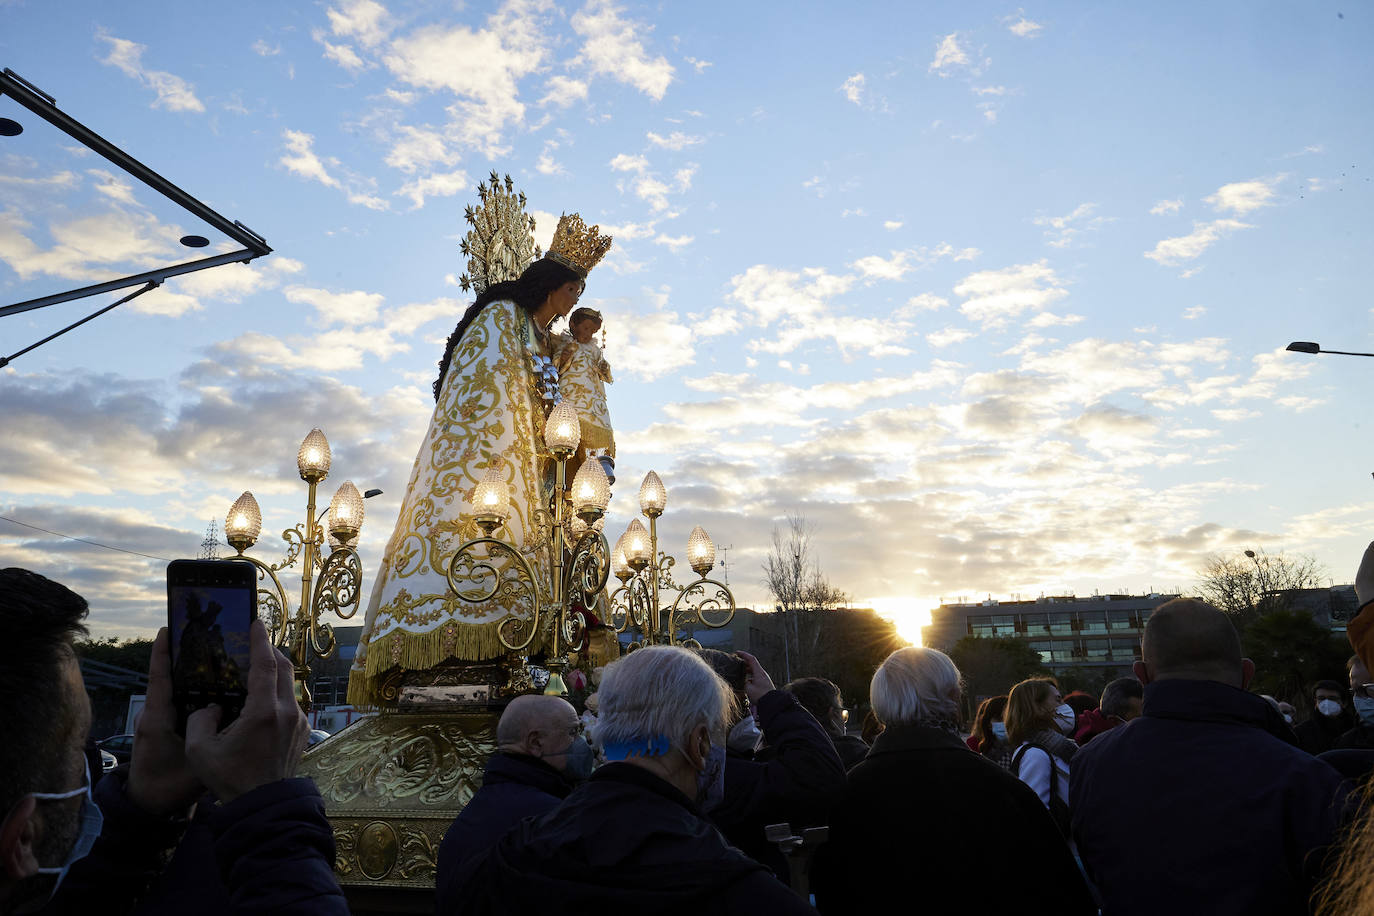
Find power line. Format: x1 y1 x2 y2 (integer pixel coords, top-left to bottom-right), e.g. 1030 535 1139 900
0 515 173 562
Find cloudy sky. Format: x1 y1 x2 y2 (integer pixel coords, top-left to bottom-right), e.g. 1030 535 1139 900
2 1 1372 645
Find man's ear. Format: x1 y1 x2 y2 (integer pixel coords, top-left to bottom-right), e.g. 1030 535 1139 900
685 723 711 772
1132 660 1152 685
0 796 41 881
1240 657 1256 690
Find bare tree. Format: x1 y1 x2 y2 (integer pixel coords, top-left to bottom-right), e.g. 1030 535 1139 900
762 513 848 681
1196 547 1326 632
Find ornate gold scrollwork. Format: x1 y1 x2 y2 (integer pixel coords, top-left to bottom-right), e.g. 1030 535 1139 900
608 574 651 636
446 536 542 652
669 576 736 633
310 545 363 658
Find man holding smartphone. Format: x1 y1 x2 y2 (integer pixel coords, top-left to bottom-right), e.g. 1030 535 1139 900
0 567 349 915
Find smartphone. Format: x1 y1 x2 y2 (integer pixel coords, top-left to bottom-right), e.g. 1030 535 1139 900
167 559 256 733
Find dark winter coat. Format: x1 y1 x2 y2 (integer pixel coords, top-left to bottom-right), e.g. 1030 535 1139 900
1071 679 1349 916
1296 709 1355 755
811 724 1095 916
714 689 846 876
830 733 870 769
45 768 347 915
436 751 573 912
443 762 815 915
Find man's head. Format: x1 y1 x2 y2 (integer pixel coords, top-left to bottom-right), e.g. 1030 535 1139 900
496 695 581 774
695 649 748 725
1348 655 1372 695
0 569 92 907
1135 598 1253 688
784 677 845 736
869 647 961 728
1100 677 1144 721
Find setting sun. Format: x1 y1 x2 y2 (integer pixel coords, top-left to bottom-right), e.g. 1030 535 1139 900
866 597 937 648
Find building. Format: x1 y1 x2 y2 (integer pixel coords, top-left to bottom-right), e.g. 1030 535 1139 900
921 593 1179 679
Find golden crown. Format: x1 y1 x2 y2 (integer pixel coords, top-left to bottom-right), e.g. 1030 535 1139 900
545 213 613 277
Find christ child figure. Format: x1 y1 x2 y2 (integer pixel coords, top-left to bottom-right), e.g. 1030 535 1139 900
554 306 615 480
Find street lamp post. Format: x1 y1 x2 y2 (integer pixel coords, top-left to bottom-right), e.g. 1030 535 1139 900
1286 341 1374 358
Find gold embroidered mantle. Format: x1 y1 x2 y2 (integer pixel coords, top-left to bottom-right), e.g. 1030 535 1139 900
348 302 552 706
552 333 614 454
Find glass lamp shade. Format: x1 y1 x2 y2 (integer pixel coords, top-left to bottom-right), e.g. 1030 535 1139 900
544 401 581 453
612 534 631 580
687 526 716 576
624 518 651 568
571 457 611 513
569 515 589 537
471 466 512 520
297 428 332 481
327 480 365 541
225 491 263 549
638 470 667 517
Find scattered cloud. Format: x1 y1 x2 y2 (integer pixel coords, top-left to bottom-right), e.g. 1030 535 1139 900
883 220 903 231
646 130 704 150
1150 198 1183 216
1006 13 1044 38
1032 202 1109 248
1205 176 1280 215
927 327 973 348
571 0 675 100
98 33 205 113
954 260 1068 328
1183 305 1207 320
279 130 389 210
930 33 970 75
841 73 866 105
1143 219 1250 266
540 75 589 108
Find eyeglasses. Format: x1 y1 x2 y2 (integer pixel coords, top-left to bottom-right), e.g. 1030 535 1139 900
1353 683 1374 700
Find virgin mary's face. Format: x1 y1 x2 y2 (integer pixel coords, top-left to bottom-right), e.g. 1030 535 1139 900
549 280 583 318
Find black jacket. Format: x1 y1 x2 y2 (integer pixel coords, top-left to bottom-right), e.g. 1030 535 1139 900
812 724 1094 915
714 690 845 874
444 762 815 915
830 733 870 770
437 751 573 911
1296 710 1355 755
1071 679 1349 916
45 769 347 915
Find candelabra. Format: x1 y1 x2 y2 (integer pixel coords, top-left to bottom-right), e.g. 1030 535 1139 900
609 471 736 648
445 401 613 696
221 427 372 708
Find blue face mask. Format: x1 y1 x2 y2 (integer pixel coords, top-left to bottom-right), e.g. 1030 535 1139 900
31 760 103 901
694 744 728 813
990 721 1008 740
1353 696 1374 726
561 738 595 783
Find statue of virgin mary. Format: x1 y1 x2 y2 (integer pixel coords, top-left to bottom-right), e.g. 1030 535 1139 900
348 176 611 706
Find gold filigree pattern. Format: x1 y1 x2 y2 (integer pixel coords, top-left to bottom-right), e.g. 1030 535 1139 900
348 302 553 706
552 332 614 455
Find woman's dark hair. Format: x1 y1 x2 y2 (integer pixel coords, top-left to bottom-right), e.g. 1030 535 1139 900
696 649 748 694
971 694 1008 753
785 677 843 733
433 257 582 400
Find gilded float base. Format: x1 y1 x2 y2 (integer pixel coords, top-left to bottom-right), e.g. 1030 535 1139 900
298 705 500 915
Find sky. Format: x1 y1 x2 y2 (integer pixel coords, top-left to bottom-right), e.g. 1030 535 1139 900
2 1 1372 647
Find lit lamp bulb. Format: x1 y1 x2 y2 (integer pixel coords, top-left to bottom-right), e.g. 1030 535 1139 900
638 470 667 518
543 401 581 455
571 457 611 522
624 518 651 570
687 525 716 578
225 491 262 553
327 480 365 544
471 466 511 535
296 428 332 482
612 533 632 582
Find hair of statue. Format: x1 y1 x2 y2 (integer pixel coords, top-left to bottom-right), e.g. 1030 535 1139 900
869 646 961 727
1099 677 1144 719
971 694 1009 752
0 569 90 818
595 645 738 754
433 257 583 401
1004 676 1061 747
784 676 843 735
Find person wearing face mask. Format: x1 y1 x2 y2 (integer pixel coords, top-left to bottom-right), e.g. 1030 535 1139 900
443 645 814 915
966 695 1013 770
1295 680 1354 757
1331 657 1374 751
436 695 590 913
0 568 347 916
1005 677 1077 840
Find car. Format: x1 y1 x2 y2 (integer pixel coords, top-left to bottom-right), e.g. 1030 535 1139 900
307 729 332 747
97 734 135 765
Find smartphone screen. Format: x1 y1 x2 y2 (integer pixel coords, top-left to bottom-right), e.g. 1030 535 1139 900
167 559 255 732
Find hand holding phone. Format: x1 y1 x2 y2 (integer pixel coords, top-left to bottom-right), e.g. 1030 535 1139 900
167 559 256 733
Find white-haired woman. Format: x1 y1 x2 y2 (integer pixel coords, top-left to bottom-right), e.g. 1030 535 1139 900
811 647 1094 915
445 646 814 915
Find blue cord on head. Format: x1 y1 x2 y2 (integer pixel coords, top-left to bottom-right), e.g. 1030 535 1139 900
601 734 672 761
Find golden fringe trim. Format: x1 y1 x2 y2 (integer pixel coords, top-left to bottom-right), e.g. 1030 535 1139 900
579 423 614 453
345 621 546 708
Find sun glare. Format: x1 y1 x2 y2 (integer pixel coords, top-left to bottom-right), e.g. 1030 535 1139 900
867 597 935 647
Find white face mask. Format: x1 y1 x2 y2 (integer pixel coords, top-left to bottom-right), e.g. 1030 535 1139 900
1053 703 1075 734
1317 699 1343 718
30 760 104 902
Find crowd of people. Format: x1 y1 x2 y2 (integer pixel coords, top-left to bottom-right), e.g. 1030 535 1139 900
6 541 1374 914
